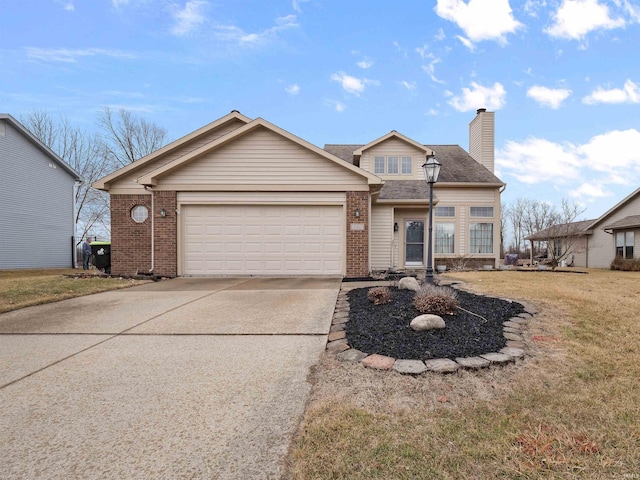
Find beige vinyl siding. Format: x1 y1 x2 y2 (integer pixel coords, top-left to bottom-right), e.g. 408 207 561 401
159 127 364 187
108 118 248 192
434 187 497 204
178 191 346 205
588 196 640 268
370 205 394 270
360 138 426 180
469 111 495 172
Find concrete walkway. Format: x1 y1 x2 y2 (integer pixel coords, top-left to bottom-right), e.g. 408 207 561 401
0 277 341 479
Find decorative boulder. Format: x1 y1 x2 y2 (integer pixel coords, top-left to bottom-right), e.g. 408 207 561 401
410 314 445 331
398 276 420 291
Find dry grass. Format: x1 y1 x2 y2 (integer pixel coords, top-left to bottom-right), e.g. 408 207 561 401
0 269 149 314
286 270 640 479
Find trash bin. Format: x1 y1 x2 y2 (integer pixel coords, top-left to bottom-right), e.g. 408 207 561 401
91 241 111 274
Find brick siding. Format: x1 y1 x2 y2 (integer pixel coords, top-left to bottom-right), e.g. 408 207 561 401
110 192 178 277
346 191 369 277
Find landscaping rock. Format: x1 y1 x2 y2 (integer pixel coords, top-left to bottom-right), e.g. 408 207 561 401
328 331 346 341
336 349 368 363
398 276 420 291
455 356 490 369
330 324 345 332
506 340 526 349
504 332 523 341
326 340 350 353
499 347 526 359
362 354 395 370
410 314 446 331
503 320 522 329
424 358 459 373
480 352 513 364
393 359 427 375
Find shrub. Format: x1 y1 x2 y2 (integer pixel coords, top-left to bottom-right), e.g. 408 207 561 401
413 285 459 315
611 256 640 271
367 286 392 305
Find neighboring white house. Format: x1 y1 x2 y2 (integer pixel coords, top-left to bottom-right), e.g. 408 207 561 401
0 114 82 270
94 109 504 277
526 187 640 268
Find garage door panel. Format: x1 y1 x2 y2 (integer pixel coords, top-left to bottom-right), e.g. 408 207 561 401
182 205 343 275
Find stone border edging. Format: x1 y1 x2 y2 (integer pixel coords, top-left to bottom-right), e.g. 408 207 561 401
326 281 538 374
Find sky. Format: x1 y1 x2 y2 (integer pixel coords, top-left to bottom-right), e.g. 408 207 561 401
2 0 640 222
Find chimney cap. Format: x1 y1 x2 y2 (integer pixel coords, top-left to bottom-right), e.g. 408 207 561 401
476 108 487 114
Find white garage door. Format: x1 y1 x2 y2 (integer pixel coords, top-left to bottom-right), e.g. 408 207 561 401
182 205 343 275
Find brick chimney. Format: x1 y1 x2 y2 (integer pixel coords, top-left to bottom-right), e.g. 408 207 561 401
469 108 494 172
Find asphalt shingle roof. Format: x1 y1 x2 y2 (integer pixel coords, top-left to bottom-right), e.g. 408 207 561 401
525 219 596 241
602 215 640 230
324 143 503 200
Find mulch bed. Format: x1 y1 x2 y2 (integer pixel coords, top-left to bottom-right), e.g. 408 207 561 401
346 286 525 360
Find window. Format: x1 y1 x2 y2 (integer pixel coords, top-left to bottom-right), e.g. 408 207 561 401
435 223 455 254
387 156 399 174
374 156 385 174
401 156 412 174
373 155 413 175
470 206 494 217
616 231 635 259
131 205 149 223
470 223 493 253
435 206 455 217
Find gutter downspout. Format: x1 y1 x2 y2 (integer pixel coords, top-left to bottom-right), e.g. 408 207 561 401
143 185 154 274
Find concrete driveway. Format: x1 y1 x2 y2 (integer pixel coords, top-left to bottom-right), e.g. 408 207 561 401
0 276 341 479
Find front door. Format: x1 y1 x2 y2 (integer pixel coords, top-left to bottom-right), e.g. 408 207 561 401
405 220 425 266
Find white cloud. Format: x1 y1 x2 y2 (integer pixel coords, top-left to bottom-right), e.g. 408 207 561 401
569 183 610 199
399 81 417 91
356 60 374 69
496 137 582 184
545 0 625 40
214 14 298 45
583 79 640 104
285 83 300 95
292 0 310 13
416 46 444 83
578 129 640 172
25 47 136 63
434 28 446 41
524 0 546 17
448 81 506 111
426 108 439 116
171 1 208 37
434 0 523 44
527 85 572 108
112 0 129 7
456 35 476 50
330 72 378 96
56 1 74 11
324 100 345 112
497 129 640 200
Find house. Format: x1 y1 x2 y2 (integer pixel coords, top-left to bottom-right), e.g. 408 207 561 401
525 187 640 268
94 109 504 277
0 114 82 270
524 219 595 267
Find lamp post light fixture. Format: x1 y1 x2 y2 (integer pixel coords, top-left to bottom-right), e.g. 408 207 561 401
422 156 441 284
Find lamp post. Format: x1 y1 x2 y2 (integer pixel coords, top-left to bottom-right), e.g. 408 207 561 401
422 156 441 284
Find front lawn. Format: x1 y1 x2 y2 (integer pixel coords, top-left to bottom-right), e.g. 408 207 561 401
286 269 640 479
0 269 149 314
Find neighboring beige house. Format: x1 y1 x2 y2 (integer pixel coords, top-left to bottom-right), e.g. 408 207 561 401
526 187 640 268
94 109 503 277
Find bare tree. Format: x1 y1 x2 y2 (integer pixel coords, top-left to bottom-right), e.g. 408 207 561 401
505 198 586 269
504 197 530 256
97 107 168 168
21 111 111 243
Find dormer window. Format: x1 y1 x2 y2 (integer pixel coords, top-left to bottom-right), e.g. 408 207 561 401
401 156 412 174
373 155 413 175
374 156 385 174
